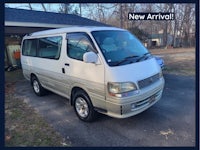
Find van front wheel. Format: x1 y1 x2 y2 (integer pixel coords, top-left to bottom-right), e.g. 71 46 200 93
73 91 97 122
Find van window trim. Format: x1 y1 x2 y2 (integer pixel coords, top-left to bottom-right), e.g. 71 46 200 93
66 32 98 61
22 35 63 60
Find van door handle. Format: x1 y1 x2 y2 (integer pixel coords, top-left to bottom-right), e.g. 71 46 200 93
65 63 70 66
62 68 65 74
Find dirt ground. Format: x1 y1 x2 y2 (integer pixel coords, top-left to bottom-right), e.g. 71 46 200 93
150 48 195 76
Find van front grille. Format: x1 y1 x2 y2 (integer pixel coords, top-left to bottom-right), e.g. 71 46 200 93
138 73 160 89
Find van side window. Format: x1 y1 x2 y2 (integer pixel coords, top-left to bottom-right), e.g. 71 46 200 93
22 39 37 56
38 36 62 59
67 33 95 61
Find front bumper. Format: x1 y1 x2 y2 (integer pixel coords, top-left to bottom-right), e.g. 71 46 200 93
105 78 165 118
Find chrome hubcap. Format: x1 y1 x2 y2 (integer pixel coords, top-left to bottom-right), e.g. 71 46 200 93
33 80 40 93
75 97 89 118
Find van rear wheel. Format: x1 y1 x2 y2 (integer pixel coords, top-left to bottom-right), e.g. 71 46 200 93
31 76 46 96
73 90 97 122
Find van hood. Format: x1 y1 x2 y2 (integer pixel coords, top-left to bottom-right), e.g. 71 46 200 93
105 58 161 83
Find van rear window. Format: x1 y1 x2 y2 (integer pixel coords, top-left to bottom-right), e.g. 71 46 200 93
22 39 37 56
22 36 62 60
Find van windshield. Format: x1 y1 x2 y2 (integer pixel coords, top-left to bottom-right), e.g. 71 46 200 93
92 30 151 66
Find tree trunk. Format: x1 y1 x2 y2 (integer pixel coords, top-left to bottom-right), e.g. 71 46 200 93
41 4 47 12
163 22 168 47
120 4 123 28
28 3 33 10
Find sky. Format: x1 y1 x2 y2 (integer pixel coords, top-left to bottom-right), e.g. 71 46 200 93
5 3 116 20
5 3 62 12
5 3 95 18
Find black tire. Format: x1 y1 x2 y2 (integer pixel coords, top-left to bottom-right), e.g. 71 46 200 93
31 76 46 96
73 90 97 122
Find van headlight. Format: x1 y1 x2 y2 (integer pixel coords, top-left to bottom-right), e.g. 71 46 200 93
108 82 137 97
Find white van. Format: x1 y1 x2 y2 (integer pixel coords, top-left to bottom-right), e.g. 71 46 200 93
21 26 165 122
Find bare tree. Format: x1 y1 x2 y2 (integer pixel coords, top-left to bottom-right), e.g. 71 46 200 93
59 3 72 14
97 3 105 23
183 4 195 47
5 3 195 48
41 3 47 12
81 3 118 25
79 3 82 16
28 3 33 10
174 4 195 47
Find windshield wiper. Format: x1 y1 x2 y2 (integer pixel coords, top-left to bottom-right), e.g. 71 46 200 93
136 52 151 62
114 55 139 66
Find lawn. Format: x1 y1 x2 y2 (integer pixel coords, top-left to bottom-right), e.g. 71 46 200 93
5 70 71 147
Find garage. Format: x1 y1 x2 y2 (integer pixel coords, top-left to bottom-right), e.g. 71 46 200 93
4 7 108 70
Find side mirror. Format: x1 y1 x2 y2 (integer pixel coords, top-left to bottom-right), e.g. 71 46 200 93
83 52 98 64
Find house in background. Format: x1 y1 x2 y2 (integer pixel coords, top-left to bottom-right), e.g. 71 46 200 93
5 7 108 68
147 33 173 48
147 34 163 47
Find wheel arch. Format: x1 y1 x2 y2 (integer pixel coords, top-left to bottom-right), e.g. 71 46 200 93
30 73 37 85
70 86 90 106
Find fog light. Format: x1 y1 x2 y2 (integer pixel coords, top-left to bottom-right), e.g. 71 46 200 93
131 103 136 109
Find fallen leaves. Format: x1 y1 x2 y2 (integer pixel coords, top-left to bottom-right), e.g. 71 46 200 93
160 129 174 140
5 92 71 147
5 135 11 142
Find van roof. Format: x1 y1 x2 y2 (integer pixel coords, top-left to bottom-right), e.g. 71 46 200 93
25 26 126 37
